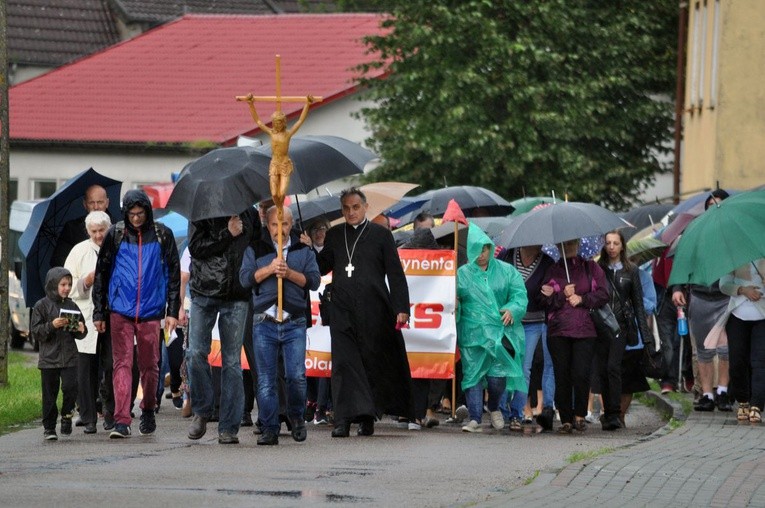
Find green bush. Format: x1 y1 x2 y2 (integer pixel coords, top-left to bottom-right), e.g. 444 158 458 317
0 352 42 434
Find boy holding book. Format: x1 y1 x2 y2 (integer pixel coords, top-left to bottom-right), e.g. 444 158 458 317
31 267 87 440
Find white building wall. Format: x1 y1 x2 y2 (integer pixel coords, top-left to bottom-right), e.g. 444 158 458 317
10 96 376 201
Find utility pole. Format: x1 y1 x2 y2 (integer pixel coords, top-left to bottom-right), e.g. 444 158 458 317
1 0 10 386
672 2 689 205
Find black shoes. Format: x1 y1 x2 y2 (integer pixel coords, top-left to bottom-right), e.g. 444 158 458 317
60 417 73 436
291 418 307 442
536 406 554 431
139 410 157 435
600 414 622 431
257 431 279 445
241 412 254 427
188 415 208 440
357 418 374 436
331 422 350 438
694 394 715 412
84 422 97 434
44 429 58 441
716 392 733 412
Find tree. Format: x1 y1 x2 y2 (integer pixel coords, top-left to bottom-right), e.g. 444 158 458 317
356 1 678 210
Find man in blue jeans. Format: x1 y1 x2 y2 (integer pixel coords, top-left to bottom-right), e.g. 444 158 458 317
240 206 320 445
186 208 258 444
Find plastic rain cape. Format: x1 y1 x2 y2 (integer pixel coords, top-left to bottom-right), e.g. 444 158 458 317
456 223 527 392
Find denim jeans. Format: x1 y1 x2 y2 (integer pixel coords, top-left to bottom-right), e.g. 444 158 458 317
507 322 555 418
187 296 249 434
465 376 506 423
253 314 308 434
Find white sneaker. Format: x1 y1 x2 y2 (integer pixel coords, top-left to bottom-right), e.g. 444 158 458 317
461 420 482 433
585 411 599 424
408 422 421 431
490 411 504 430
455 405 469 423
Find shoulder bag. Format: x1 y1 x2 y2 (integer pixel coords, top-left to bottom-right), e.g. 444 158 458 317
585 261 621 340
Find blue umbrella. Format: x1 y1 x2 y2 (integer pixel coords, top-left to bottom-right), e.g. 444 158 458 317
155 210 189 252
19 168 122 304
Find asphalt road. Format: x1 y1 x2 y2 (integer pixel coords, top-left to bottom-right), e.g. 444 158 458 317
0 349 666 507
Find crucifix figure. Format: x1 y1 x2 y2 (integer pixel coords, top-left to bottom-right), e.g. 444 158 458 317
236 55 323 319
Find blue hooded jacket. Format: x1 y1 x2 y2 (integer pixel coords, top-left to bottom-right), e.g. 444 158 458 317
92 190 181 322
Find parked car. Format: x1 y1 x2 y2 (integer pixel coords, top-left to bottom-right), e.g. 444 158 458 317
8 200 38 350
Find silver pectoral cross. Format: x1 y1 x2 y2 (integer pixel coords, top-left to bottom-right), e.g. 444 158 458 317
345 263 355 278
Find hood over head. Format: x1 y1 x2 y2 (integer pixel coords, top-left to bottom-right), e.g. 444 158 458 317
45 266 72 301
466 222 495 265
121 189 154 227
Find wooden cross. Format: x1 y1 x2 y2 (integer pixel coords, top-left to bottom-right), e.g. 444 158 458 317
236 55 322 321
235 54 323 112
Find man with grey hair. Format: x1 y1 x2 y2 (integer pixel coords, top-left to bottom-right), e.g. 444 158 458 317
240 206 320 445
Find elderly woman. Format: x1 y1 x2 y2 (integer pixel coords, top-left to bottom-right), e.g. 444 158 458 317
541 238 609 433
457 224 527 433
64 211 111 434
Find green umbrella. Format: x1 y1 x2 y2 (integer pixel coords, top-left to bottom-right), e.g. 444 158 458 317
626 236 667 266
508 196 556 216
668 189 765 286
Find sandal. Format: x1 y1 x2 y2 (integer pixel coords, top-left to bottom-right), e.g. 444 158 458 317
737 403 750 422
574 419 587 432
750 406 761 424
557 423 573 434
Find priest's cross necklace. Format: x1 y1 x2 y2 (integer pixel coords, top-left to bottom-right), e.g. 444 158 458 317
344 220 369 278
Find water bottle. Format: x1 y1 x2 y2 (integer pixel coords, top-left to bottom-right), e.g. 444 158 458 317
677 306 689 336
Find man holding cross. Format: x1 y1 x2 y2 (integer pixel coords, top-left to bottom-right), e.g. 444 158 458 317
313 187 415 438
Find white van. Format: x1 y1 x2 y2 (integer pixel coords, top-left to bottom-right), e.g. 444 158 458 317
8 200 39 349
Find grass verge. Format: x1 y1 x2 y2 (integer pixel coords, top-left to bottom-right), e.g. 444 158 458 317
523 470 540 485
0 352 42 434
566 447 614 464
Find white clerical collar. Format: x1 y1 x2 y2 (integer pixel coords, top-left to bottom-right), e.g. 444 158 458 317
350 219 368 230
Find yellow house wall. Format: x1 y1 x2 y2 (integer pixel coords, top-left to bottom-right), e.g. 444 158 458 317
682 0 765 192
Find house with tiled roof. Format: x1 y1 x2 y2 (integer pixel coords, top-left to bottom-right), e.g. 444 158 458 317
8 13 385 201
7 0 121 84
7 0 337 85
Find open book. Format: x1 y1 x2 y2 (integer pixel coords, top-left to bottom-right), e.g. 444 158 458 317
59 309 81 332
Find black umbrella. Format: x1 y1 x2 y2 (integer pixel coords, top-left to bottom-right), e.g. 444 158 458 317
18 168 123 304
618 203 673 241
253 135 376 195
396 186 514 224
287 195 343 225
167 146 271 221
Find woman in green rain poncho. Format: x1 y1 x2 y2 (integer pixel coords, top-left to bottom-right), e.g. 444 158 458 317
457 223 527 433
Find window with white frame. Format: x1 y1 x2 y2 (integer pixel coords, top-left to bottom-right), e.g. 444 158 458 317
32 180 57 199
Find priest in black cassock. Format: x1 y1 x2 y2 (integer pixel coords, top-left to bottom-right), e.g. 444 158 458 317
315 187 415 438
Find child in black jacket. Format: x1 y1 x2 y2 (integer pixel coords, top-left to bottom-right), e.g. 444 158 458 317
31 267 87 440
